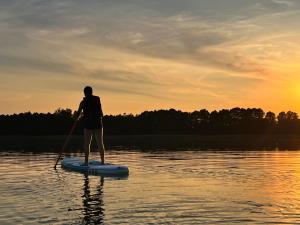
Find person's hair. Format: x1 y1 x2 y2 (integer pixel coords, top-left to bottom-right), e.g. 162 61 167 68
84 86 93 97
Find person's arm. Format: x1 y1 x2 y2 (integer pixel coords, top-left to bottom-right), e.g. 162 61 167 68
74 100 84 120
98 97 104 117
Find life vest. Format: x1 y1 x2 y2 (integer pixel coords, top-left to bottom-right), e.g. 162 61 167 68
82 95 103 129
82 95 102 119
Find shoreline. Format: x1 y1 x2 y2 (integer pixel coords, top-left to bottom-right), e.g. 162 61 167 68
0 134 300 152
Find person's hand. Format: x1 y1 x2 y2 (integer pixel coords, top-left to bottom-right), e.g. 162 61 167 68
73 112 80 121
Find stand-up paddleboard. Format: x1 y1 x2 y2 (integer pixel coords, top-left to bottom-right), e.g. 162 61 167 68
62 157 129 175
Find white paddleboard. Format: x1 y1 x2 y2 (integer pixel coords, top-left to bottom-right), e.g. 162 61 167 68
62 157 129 175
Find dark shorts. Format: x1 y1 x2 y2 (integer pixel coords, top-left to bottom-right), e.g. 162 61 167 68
84 117 103 129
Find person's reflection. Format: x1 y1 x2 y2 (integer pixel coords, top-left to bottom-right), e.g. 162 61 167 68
81 174 104 225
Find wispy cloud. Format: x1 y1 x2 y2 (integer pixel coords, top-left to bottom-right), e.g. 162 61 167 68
1 0 300 113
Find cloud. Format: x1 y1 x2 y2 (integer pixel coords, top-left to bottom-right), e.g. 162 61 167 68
1 0 300 113
1 0 296 76
0 54 73 74
202 73 265 87
89 69 162 86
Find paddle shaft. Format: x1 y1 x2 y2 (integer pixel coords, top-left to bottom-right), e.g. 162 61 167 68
54 119 79 169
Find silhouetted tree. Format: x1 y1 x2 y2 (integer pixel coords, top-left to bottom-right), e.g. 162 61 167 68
277 111 300 133
264 111 276 132
1 107 300 135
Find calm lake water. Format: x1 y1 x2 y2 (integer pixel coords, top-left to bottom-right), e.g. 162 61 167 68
1 149 300 224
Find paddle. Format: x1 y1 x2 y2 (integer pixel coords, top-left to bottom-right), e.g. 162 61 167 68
53 118 79 169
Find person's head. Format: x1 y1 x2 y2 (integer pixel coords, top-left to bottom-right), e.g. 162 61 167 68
84 86 93 97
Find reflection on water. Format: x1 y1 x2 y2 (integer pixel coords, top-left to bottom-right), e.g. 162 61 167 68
81 175 104 225
66 174 106 224
64 169 128 224
1 150 300 224
3 135 300 152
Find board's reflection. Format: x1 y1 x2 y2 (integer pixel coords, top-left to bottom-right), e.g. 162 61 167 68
81 174 104 225
80 173 129 224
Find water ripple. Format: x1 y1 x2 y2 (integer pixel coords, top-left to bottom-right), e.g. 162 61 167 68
1 150 300 224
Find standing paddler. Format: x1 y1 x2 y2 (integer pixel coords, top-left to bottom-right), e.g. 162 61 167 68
75 86 105 165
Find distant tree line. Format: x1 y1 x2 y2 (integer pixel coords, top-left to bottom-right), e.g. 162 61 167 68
0 107 300 135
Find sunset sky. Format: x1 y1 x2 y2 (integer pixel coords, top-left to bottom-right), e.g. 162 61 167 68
1 0 300 115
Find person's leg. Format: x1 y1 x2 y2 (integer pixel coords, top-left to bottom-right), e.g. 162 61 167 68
93 128 105 164
84 129 93 165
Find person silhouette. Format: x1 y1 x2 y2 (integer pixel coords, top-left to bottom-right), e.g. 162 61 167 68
75 86 105 165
